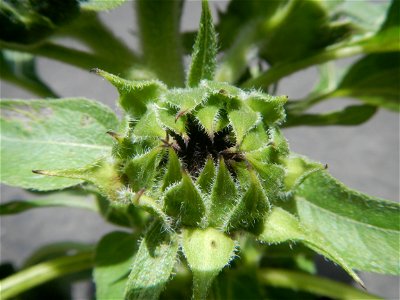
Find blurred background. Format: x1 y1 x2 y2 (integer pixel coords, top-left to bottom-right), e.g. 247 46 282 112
1 1 399 299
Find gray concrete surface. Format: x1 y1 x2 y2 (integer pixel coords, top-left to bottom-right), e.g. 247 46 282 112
1 1 399 299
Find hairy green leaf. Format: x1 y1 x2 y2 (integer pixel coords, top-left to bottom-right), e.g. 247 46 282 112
259 207 364 286
0 98 119 190
282 154 324 192
295 171 400 274
124 222 179 300
94 231 138 300
33 159 123 201
182 228 236 300
187 0 217 87
0 192 98 215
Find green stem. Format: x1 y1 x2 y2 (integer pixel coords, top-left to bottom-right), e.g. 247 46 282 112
58 12 139 65
215 21 262 84
0 251 94 299
136 0 185 87
0 41 129 74
258 269 382 300
241 44 366 89
1 75 58 98
286 90 336 114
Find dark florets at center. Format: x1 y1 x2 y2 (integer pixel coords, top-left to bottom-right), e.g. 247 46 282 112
168 117 243 176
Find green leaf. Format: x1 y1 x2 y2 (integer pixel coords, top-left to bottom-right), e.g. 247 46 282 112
92 69 167 118
295 171 400 275
0 250 94 299
23 242 94 267
94 231 138 300
163 171 206 227
259 207 364 287
79 0 126 11
0 192 98 215
378 0 399 32
124 147 163 192
209 269 265 300
162 148 182 191
259 268 382 300
260 0 351 65
0 0 79 44
182 228 236 300
349 0 399 54
336 53 400 111
282 154 324 192
0 50 57 97
96 195 145 229
33 159 123 201
0 98 119 191
124 221 179 300
332 0 389 33
130 193 171 229
209 159 238 228
285 105 377 127
187 0 217 87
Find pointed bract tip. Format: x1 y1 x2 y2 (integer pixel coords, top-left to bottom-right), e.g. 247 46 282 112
106 130 122 142
32 169 45 175
175 110 187 122
183 136 190 148
90 68 101 74
324 163 329 169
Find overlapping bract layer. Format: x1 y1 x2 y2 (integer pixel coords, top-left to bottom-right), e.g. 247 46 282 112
97 69 288 233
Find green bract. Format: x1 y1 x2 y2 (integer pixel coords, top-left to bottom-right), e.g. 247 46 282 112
0 0 399 300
